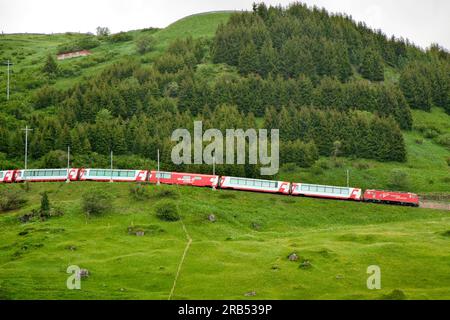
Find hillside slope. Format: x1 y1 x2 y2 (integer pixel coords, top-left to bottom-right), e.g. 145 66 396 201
0 182 449 299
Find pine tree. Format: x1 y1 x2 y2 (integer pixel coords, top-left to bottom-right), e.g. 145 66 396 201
360 48 384 81
43 54 59 76
238 41 258 75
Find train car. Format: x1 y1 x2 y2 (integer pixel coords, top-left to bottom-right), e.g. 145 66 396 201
291 183 362 201
0 170 16 183
14 168 80 183
219 176 290 194
363 190 419 207
79 169 148 182
149 171 219 188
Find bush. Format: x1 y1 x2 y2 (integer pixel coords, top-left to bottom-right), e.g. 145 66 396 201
155 189 178 199
82 191 112 216
0 189 27 212
129 183 148 201
136 36 156 54
57 36 100 54
40 192 50 215
155 201 180 222
435 134 450 149
354 162 370 170
388 169 410 190
281 163 298 173
109 32 133 43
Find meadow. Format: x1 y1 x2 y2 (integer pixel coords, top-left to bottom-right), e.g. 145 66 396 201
0 181 449 300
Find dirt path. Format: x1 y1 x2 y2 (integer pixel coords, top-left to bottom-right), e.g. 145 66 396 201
420 201 450 211
168 219 192 300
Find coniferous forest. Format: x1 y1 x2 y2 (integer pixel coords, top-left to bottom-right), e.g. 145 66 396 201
1 2 450 178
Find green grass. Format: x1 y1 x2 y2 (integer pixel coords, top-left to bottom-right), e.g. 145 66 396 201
0 182 449 299
0 11 232 94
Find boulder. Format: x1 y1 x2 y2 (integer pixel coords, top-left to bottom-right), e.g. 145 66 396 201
288 253 299 261
79 269 89 278
244 291 256 297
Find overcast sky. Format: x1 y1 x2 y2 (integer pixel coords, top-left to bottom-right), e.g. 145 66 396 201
1 0 449 49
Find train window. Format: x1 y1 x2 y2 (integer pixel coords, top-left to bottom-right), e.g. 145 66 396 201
0 172 4 178
128 171 135 177
182 176 191 180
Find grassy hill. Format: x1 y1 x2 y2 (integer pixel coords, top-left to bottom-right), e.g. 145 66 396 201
0 12 232 92
0 9 449 300
0 182 449 300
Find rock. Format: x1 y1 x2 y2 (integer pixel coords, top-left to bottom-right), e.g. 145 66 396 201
299 260 312 269
336 274 344 280
136 231 145 237
208 214 216 222
251 222 261 230
244 291 256 297
79 269 89 278
19 213 34 223
68 245 77 251
288 253 299 261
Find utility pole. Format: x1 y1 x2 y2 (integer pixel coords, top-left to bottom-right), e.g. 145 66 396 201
66 146 70 183
110 150 113 183
157 149 160 186
212 153 216 191
346 169 350 187
21 126 33 181
4 60 13 101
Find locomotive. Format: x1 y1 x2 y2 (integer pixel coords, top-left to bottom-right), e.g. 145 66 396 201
0 168 420 207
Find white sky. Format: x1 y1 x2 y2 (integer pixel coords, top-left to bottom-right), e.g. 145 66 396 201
0 0 449 49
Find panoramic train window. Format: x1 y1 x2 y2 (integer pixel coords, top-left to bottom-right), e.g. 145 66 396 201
156 172 171 179
0 172 4 178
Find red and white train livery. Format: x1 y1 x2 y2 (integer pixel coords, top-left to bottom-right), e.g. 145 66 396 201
0 170 16 183
291 183 362 201
149 171 219 188
79 169 148 182
220 176 290 194
0 166 421 208
14 168 80 183
363 190 419 207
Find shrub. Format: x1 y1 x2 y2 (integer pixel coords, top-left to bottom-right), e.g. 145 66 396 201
155 189 178 199
381 289 406 300
435 134 450 149
354 162 370 170
0 189 27 212
136 36 155 54
109 32 133 43
40 192 50 215
282 163 298 173
414 138 423 145
388 169 410 190
81 191 112 216
424 129 439 139
129 183 148 201
316 159 331 170
57 36 100 54
155 201 180 222
446 157 450 167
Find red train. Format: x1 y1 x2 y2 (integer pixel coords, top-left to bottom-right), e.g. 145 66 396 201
0 168 420 207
